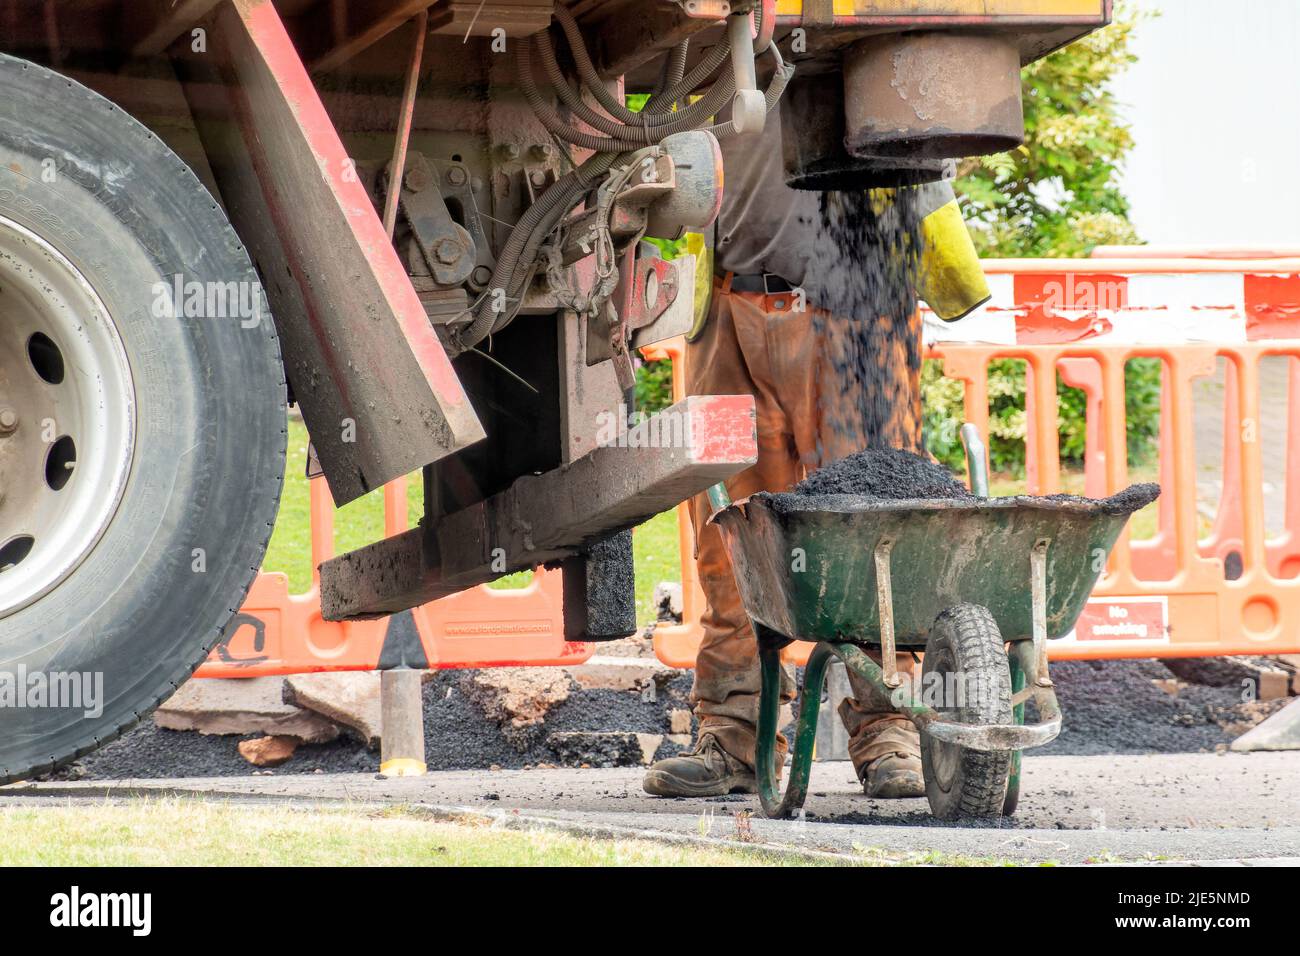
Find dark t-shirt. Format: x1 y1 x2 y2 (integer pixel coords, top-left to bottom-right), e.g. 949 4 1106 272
713 109 821 286
712 105 954 287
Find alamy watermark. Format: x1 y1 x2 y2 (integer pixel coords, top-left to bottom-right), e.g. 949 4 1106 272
1041 274 1126 312
50 886 151 936
151 274 265 329
0 666 103 718
888 670 983 711
595 403 692 449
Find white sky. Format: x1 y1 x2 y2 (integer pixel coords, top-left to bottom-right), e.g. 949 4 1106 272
1108 0 1300 247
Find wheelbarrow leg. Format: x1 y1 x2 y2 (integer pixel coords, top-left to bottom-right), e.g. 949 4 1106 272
1005 650 1025 816
755 641 834 819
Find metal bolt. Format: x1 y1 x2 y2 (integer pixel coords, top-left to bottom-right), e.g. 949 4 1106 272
529 169 548 188
0 408 17 434
403 164 432 193
499 143 521 162
435 239 462 264
530 143 554 161
446 165 468 186
470 265 493 287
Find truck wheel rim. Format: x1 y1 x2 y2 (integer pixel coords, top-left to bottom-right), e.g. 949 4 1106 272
0 215 136 618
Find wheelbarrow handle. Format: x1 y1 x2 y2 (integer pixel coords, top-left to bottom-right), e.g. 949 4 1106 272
960 423 990 498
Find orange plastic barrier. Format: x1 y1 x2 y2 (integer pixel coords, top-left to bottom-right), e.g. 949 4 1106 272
651 258 1300 667
197 473 592 678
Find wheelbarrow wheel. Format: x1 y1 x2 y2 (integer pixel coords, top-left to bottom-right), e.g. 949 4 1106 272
920 604 1013 820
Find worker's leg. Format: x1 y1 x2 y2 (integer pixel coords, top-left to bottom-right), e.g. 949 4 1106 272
643 286 797 797
839 656 923 796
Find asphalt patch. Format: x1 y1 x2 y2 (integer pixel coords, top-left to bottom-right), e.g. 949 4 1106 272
51 670 698 780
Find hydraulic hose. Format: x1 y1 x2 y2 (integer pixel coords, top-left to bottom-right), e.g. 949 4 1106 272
455 150 618 353
533 32 735 144
654 40 690 103
458 11 794 354
651 38 732 109
552 5 732 123
550 5 648 125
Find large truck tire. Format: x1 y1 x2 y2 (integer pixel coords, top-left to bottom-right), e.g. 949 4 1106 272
0 55 286 781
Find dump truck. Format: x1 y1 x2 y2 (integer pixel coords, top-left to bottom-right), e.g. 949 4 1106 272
0 0 1110 780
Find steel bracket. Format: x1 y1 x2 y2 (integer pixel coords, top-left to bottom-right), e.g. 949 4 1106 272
397 153 477 288
320 393 758 619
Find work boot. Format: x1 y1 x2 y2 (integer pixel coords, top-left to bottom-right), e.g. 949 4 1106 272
642 733 756 797
862 751 925 798
853 723 925 799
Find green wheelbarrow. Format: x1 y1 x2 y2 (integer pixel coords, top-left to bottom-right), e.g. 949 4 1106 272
707 427 1159 821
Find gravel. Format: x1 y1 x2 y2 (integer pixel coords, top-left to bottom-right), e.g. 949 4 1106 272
52 670 698 780
1039 482 1162 515
50 651 1286 783
1034 658 1288 756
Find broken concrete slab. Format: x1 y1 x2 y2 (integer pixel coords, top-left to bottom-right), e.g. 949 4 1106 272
1231 697 1300 751
636 734 664 765
565 655 685 692
238 735 299 767
1163 656 1285 697
155 677 339 744
668 708 693 734
461 668 576 750
654 581 683 622
547 731 663 768
1279 655 1300 694
284 672 384 749
585 627 658 659
1151 678 1185 697
1257 668 1291 701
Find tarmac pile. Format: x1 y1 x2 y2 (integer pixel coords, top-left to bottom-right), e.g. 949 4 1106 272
52 650 700 780
788 447 1161 518
792 447 972 499
1036 658 1290 755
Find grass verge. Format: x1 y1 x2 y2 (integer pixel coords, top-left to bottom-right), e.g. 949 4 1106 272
0 798 1045 866
0 799 802 867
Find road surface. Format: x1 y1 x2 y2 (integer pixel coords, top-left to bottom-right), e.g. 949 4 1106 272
6 751 1297 864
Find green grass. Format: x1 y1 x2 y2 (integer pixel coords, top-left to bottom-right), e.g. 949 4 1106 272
632 509 680 622
262 419 424 593
262 419 683 623
0 799 801 867
0 798 1044 866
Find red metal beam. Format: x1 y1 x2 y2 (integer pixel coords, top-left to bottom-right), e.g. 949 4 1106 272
179 0 485 505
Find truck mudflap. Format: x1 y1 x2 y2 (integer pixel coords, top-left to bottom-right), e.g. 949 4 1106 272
176 0 485 505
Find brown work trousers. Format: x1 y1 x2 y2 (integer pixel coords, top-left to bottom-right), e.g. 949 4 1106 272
687 279 922 778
